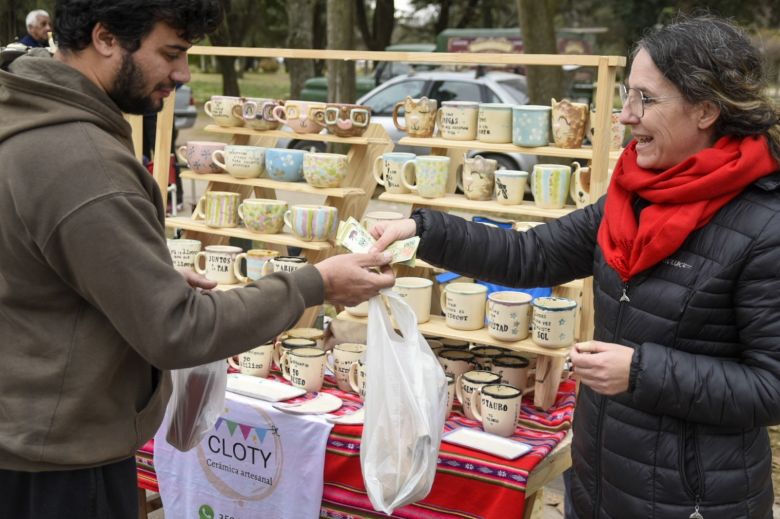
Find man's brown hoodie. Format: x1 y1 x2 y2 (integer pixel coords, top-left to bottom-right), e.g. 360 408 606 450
0 49 324 471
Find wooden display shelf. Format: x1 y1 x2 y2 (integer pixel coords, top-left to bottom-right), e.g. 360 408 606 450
336 311 569 358
379 192 575 219
398 136 622 161
204 124 391 145
166 217 333 251
180 171 364 198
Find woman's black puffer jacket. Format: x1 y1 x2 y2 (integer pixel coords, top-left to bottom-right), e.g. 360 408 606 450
412 172 780 518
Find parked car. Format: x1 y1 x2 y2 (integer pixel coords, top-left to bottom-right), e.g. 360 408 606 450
299 43 437 104
173 84 197 130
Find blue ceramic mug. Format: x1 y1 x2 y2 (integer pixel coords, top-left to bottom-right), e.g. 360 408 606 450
513 105 552 147
265 148 306 182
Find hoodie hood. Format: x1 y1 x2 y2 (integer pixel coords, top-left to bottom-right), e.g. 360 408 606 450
0 47 132 150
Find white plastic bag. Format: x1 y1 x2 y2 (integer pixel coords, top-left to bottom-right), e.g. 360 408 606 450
164 360 227 452
360 290 447 514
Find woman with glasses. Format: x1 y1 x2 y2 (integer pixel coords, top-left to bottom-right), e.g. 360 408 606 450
369 14 780 518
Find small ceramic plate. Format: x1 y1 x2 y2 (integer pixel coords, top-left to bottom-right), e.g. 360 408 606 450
273 392 343 415
325 408 365 425
226 374 306 402
442 428 532 460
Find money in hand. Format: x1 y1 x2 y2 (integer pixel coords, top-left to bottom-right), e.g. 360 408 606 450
336 217 419 266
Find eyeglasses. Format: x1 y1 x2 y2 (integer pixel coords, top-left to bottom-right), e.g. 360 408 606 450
619 84 682 118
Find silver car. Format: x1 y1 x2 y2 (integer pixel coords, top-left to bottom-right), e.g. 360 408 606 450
173 84 197 130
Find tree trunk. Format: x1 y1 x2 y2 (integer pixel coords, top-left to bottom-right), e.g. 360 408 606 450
517 0 564 105
312 0 327 77
326 0 356 104
434 0 451 36
286 0 316 99
355 0 395 51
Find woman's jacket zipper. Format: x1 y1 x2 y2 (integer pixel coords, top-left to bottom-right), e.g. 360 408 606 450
593 281 630 518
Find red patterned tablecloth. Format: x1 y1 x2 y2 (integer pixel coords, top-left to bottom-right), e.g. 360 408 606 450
137 374 575 519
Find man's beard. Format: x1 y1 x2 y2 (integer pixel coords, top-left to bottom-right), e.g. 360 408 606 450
109 51 168 115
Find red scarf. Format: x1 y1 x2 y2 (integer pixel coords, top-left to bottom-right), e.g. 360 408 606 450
598 135 778 282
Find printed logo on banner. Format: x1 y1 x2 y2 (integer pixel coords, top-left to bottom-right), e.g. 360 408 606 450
196 406 283 500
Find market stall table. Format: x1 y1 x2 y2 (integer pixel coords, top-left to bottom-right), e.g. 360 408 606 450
137 373 574 519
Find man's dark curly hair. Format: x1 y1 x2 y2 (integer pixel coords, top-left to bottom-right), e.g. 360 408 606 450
54 0 223 53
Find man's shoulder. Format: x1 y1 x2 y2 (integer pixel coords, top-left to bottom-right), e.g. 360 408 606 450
17 35 41 48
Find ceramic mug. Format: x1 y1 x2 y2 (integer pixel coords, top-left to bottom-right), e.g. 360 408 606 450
531 164 572 210
373 152 416 194
438 349 476 380
348 359 367 399
440 282 488 331
345 300 369 317
457 155 497 201
204 95 244 127
445 374 455 419
265 148 306 182
281 347 327 392
455 370 502 420
283 327 325 349
192 191 240 228
228 342 274 378
327 342 366 392
531 296 578 348
275 337 317 368
360 211 405 233
176 141 226 175
440 338 470 350
302 152 348 188
166 239 201 272
491 354 532 392
272 101 326 134
193 245 243 284
392 96 438 138
234 249 280 283
487 291 533 341
392 277 433 324
427 339 444 357
401 155 450 199
211 145 265 179
587 109 625 150
512 105 552 147
237 198 287 234
322 103 372 137
283 204 338 242
437 101 479 140
514 221 546 232
471 383 522 437
494 170 528 205
270 255 308 273
551 98 589 148
241 97 283 131
470 346 507 372
477 103 513 144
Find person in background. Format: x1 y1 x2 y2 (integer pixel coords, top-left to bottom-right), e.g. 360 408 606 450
0 1 393 518
19 9 51 48
371 14 780 519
